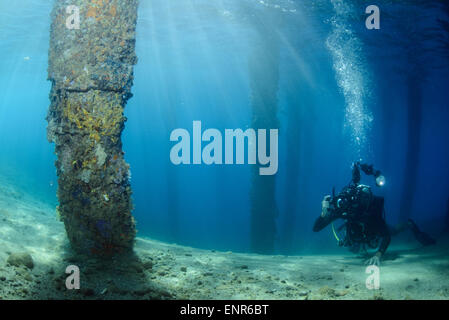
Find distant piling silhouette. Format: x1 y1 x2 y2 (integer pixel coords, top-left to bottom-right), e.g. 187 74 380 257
46 0 138 256
399 74 422 223
445 197 449 232
248 19 280 254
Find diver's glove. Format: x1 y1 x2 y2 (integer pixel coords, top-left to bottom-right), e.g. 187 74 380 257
365 252 382 267
321 195 332 218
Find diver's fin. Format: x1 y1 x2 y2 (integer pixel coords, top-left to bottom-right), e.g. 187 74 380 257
416 232 436 246
408 219 436 246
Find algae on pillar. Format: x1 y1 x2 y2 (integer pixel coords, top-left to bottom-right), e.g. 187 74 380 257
46 0 139 256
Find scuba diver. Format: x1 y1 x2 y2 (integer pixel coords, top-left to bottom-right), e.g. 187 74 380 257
313 162 436 266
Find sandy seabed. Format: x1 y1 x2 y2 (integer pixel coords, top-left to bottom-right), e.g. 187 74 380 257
1 177 448 300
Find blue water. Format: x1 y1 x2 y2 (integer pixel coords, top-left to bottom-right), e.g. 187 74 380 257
0 0 448 254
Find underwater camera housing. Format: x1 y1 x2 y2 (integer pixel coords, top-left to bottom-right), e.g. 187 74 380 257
330 162 385 219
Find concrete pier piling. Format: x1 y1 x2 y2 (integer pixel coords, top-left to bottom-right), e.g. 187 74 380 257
46 0 138 256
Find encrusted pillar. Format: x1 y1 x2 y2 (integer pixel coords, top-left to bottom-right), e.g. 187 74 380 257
46 0 138 256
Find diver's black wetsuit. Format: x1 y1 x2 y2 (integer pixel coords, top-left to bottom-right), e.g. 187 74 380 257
313 196 391 255
313 162 436 257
